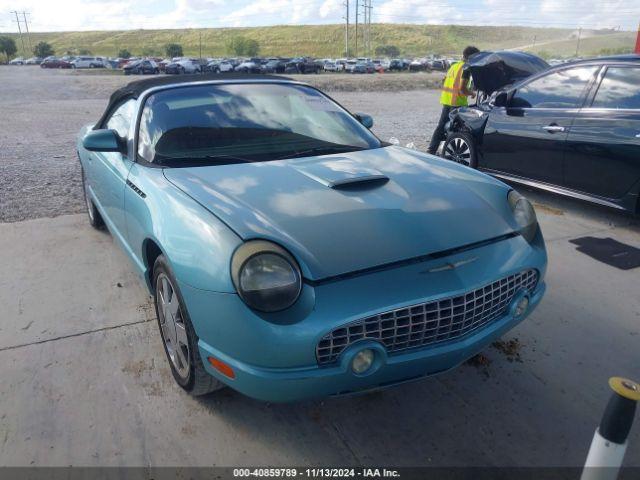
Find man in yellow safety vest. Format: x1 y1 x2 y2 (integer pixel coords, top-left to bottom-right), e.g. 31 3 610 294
427 46 480 155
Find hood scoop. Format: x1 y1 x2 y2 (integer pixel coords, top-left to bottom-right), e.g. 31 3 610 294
293 156 389 190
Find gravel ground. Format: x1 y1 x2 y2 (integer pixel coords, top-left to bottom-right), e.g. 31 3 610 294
0 67 443 223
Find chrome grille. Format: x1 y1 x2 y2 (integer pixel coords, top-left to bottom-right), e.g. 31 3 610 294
316 269 538 365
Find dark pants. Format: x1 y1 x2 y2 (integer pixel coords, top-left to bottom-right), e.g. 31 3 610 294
428 105 452 154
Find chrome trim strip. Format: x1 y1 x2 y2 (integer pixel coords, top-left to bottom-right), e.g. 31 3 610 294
482 170 626 210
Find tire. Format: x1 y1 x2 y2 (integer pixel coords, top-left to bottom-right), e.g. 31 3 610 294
81 165 104 229
153 255 226 396
443 132 478 168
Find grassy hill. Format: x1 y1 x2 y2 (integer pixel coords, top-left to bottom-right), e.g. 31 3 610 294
524 30 636 58
1 24 635 59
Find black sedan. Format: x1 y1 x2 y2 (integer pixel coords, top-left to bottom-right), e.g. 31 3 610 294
444 54 640 214
123 59 159 75
261 59 288 74
352 62 375 74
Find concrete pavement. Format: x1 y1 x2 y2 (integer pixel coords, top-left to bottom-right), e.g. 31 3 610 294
0 197 639 467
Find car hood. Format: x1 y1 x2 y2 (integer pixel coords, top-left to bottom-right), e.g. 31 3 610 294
464 51 549 94
164 146 515 281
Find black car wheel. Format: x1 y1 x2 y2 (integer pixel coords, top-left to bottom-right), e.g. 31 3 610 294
443 132 477 168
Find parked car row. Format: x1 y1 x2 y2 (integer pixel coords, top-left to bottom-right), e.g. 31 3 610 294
8 55 110 68
7 52 458 75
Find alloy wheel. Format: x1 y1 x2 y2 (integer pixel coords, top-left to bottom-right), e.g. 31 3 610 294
445 137 472 166
156 273 191 380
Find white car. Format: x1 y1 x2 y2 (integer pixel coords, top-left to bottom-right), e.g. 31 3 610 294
71 56 106 68
165 59 201 74
323 62 338 72
9 57 25 65
344 60 357 72
235 60 260 73
209 60 234 73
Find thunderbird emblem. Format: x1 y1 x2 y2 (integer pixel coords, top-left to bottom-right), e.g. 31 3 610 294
421 256 478 274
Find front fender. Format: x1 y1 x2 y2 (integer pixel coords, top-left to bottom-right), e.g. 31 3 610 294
124 164 242 293
447 106 490 143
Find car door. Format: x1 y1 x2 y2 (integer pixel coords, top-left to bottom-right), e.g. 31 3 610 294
481 65 599 185
564 65 640 200
91 99 136 237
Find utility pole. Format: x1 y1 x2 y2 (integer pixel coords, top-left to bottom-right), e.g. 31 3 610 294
575 27 582 57
199 31 202 61
11 11 26 57
22 12 32 54
364 0 369 57
362 0 367 58
367 0 373 57
343 0 349 57
354 0 358 58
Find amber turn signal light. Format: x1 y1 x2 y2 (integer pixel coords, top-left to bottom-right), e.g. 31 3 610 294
208 356 236 379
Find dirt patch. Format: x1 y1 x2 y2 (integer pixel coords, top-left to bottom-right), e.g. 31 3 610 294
492 338 524 363
181 424 197 435
533 203 564 216
465 353 492 378
122 359 154 378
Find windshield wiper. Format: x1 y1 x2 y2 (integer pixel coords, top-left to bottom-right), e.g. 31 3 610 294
276 145 365 161
157 154 256 167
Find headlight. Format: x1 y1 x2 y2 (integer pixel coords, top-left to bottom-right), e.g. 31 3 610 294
231 240 302 312
508 190 538 243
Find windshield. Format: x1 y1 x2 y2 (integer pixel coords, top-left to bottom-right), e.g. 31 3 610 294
137 83 381 167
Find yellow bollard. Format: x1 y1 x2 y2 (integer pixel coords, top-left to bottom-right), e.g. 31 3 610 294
581 377 640 480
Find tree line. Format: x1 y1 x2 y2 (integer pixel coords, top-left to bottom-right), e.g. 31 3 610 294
1 34 403 62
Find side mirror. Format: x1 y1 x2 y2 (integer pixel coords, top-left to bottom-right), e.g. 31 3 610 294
355 113 374 129
82 129 126 154
493 91 509 108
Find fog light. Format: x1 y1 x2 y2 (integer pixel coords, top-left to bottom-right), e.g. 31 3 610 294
352 349 375 374
514 296 529 317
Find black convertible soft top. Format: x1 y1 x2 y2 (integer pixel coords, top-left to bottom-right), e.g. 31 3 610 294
97 73 293 128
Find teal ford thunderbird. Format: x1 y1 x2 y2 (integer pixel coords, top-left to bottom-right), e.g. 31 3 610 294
77 74 547 402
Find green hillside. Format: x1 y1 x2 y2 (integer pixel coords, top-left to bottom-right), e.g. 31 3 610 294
525 30 636 58
1 24 635 59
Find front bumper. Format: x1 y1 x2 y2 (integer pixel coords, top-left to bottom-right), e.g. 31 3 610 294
197 283 544 402
180 231 547 402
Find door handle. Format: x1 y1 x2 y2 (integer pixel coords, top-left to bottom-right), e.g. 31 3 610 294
542 125 566 133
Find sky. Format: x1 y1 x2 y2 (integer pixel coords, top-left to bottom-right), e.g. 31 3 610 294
0 0 638 32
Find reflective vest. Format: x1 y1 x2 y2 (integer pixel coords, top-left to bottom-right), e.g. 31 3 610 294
440 61 469 107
